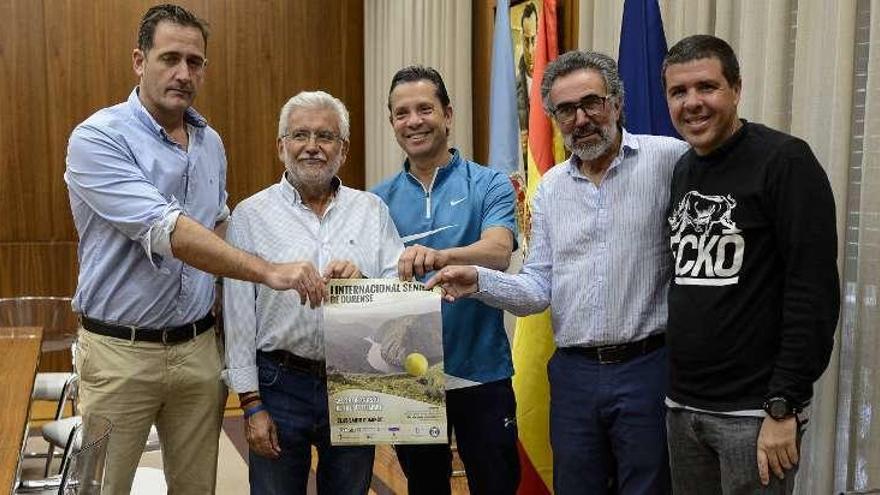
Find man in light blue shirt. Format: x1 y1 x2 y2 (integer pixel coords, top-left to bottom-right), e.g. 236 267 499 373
428 51 688 495
372 66 520 495
65 5 325 493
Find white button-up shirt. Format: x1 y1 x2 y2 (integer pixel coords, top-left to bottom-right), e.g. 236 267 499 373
223 175 404 393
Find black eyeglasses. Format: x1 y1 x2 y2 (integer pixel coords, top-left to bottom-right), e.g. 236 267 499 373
552 94 610 125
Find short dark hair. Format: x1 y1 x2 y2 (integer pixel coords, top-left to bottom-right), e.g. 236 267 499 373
138 4 209 53
387 65 451 111
662 35 741 89
521 2 537 28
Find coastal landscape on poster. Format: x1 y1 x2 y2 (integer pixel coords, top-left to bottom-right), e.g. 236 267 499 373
324 279 446 445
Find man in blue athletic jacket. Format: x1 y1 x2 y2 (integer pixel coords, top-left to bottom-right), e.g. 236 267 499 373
372 65 520 495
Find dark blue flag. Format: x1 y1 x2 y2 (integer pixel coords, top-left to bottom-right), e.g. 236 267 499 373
618 0 678 137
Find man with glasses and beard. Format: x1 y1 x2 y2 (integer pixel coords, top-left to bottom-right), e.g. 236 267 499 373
425 51 687 495
223 91 403 494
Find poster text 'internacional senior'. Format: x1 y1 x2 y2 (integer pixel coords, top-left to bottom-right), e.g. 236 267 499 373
324 279 446 446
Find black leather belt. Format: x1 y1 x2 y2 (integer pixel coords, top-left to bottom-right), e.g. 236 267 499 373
260 350 326 378
563 333 665 364
81 313 215 344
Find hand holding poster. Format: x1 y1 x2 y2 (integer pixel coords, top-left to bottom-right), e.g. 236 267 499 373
324 279 446 445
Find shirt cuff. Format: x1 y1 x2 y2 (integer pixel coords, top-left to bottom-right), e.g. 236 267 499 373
139 204 182 269
216 204 230 224
221 365 259 393
474 266 495 298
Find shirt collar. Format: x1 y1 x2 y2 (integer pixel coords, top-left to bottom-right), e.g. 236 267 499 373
127 87 208 139
278 172 342 206
403 148 462 183
566 127 637 179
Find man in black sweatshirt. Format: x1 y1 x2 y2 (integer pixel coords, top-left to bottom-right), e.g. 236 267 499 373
661 35 840 495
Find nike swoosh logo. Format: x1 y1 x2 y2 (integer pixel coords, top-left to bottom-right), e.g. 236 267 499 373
450 196 467 206
401 225 458 244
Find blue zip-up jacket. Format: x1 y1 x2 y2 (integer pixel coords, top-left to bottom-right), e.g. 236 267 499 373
372 149 518 385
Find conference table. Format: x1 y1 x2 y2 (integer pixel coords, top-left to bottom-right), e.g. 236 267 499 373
0 327 43 494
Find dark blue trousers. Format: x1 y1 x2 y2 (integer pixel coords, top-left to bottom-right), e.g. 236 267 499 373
548 346 670 495
395 378 520 495
249 352 374 495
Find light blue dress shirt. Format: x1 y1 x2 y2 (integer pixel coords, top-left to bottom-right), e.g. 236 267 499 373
477 130 688 347
65 88 228 328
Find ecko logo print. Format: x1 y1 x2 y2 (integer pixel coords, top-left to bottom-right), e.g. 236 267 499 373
669 191 744 286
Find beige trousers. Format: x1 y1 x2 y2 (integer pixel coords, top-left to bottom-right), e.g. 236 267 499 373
76 327 227 495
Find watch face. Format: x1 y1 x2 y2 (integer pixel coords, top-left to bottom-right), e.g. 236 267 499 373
767 398 791 419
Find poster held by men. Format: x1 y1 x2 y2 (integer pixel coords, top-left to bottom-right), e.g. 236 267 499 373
324 279 446 446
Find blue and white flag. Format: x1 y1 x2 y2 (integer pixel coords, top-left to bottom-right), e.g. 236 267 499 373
488 0 522 174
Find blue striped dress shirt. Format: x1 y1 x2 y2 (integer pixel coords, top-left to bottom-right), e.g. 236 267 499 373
477 130 688 347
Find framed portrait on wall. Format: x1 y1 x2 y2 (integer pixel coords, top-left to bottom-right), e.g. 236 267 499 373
511 0 541 171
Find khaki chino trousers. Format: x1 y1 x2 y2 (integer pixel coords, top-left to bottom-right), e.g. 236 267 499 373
76 327 227 495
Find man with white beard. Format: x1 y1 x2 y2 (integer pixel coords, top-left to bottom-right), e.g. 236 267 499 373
425 51 687 495
223 91 403 494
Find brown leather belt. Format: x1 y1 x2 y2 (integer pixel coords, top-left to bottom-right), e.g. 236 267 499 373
260 349 327 378
562 333 665 364
81 313 215 345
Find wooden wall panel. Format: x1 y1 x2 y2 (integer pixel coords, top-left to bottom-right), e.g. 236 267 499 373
471 0 579 165
0 0 365 302
0 244 78 297
214 0 366 202
1 1 52 243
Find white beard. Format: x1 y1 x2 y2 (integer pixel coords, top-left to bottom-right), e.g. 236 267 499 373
284 150 342 191
565 123 618 162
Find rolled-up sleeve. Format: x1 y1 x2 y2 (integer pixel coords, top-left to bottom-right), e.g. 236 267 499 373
215 204 230 225
65 124 182 267
215 140 230 225
221 211 260 393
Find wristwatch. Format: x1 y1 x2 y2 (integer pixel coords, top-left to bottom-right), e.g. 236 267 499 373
763 396 797 420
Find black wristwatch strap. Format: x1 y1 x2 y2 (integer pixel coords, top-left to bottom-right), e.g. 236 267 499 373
763 396 799 420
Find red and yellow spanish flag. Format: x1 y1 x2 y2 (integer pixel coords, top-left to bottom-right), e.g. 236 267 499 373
513 0 565 493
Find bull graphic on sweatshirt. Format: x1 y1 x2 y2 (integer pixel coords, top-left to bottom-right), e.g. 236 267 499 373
669 191 744 286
